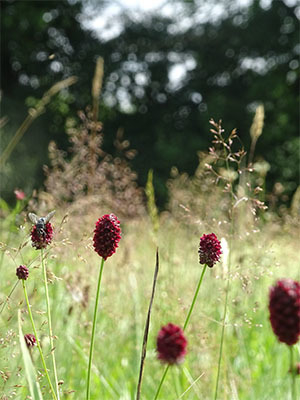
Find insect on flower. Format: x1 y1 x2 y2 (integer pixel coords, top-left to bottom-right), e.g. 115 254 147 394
28 210 56 239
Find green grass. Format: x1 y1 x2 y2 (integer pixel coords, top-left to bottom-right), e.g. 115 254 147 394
0 211 299 399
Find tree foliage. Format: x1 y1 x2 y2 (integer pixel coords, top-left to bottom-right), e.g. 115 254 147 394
1 0 299 207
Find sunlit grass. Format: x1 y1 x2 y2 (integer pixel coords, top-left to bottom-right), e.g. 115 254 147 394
0 210 299 399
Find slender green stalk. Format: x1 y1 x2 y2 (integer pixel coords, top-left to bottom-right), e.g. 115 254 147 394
41 250 60 400
214 217 233 400
183 265 207 331
290 346 296 400
154 265 207 400
22 280 57 400
86 257 105 400
154 365 170 400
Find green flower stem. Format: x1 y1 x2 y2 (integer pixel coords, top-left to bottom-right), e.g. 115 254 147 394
22 280 57 400
41 249 60 400
214 273 230 400
183 265 207 331
154 264 208 400
153 365 170 400
86 257 105 400
290 346 296 400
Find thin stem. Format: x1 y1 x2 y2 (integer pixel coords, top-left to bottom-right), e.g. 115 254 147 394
154 265 207 400
41 249 60 400
183 265 207 331
153 365 170 400
22 280 57 400
86 257 105 400
214 219 233 400
290 346 296 400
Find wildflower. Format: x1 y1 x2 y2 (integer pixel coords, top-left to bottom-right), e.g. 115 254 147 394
269 279 300 346
198 233 222 268
31 223 53 249
16 265 29 280
93 214 121 260
156 323 187 365
14 189 25 200
24 334 37 348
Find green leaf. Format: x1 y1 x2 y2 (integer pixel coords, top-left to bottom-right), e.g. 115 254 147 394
18 310 44 400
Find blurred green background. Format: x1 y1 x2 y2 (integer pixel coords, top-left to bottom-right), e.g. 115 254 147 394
1 0 299 207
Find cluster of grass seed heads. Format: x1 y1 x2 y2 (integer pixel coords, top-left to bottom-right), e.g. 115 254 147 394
31 223 53 249
16 265 29 280
269 279 300 346
93 213 121 260
24 334 37 348
199 233 222 268
156 323 187 365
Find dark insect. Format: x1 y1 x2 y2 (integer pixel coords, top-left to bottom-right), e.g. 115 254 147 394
28 210 55 238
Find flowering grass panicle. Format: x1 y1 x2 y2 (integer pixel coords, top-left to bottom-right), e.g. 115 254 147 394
199 233 222 268
93 213 121 260
269 279 300 346
16 265 29 280
24 333 37 348
31 222 53 249
156 323 187 365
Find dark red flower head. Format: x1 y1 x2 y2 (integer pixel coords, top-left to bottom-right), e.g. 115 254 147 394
156 323 187 365
16 265 29 280
31 223 53 250
93 214 121 260
198 233 222 268
269 279 300 346
24 334 37 348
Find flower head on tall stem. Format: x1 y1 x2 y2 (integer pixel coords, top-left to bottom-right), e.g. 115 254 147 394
24 333 37 348
16 265 29 280
156 323 187 365
93 213 121 260
31 223 53 250
269 279 300 346
198 233 222 268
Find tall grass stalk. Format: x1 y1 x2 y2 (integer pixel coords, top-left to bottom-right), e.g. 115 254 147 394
86 257 105 400
41 249 60 400
22 279 57 400
154 264 208 399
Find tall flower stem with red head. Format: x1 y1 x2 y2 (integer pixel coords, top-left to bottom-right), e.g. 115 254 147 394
154 233 221 400
41 249 60 400
269 279 300 400
86 214 121 400
17 266 57 400
86 257 105 400
30 217 60 399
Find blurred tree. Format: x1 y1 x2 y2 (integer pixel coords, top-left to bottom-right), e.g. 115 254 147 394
1 0 299 207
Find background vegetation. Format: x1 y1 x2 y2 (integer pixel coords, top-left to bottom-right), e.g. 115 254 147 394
1 0 299 207
0 1 299 399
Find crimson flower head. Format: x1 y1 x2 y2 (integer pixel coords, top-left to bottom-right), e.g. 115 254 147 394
198 233 222 268
31 223 53 250
156 323 187 365
16 265 29 280
93 214 121 260
269 279 300 346
24 334 37 348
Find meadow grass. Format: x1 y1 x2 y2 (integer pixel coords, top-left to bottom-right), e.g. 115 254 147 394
0 208 299 399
